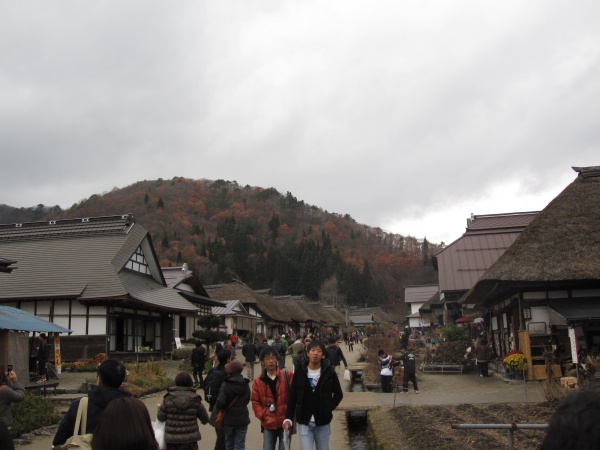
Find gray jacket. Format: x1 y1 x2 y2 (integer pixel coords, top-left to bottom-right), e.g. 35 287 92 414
0 382 25 425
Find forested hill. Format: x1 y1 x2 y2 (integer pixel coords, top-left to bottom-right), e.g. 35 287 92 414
0 177 441 306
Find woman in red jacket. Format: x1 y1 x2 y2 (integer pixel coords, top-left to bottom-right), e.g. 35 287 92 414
251 346 293 450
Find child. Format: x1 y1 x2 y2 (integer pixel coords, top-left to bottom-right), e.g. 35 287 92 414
377 350 397 393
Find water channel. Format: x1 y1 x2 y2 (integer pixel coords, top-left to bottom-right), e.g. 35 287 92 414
346 370 371 450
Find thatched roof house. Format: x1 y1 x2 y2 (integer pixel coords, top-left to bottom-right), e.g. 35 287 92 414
458 166 600 380
462 166 600 306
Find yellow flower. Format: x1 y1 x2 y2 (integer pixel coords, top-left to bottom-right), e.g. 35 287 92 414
503 353 528 373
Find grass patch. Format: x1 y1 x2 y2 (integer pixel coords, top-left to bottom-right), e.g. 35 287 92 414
12 393 59 438
122 359 173 397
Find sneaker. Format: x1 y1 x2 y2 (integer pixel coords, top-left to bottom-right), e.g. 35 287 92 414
414 390 419 394
402 390 408 394
480 374 483 377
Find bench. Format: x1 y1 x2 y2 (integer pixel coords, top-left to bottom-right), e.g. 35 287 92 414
25 381 60 395
421 364 464 374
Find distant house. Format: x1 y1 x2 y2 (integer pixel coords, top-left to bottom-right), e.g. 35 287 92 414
461 166 600 380
404 284 438 328
433 211 538 326
350 314 378 329
162 265 224 340
211 300 258 336
0 214 208 361
204 281 263 338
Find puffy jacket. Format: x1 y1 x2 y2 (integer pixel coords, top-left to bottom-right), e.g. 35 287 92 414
53 386 131 446
215 374 251 428
285 358 343 427
158 386 209 444
0 382 25 426
251 368 293 430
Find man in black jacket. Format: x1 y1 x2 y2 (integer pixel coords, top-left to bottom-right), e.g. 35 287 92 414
241 339 257 381
52 359 131 447
191 341 207 388
324 337 348 376
283 340 343 450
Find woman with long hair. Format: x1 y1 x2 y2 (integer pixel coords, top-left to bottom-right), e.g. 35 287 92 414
91 397 158 450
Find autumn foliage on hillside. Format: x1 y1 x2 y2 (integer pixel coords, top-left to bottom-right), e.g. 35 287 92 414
1 177 441 305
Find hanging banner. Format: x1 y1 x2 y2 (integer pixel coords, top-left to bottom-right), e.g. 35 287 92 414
568 327 579 364
53 335 62 374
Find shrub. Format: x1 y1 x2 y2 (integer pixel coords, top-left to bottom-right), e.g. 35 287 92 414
172 348 193 361
12 393 58 437
440 325 469 342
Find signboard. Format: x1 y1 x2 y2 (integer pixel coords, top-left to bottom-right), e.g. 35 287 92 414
568 327 579 364
53 335 62 374
174 337 182 349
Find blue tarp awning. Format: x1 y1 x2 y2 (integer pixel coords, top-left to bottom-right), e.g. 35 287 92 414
0 306 71 332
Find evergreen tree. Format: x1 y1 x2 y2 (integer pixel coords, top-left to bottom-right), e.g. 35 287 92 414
157 197 164 209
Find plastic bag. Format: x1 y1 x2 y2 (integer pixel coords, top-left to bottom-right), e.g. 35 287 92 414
343 369 351 381
152 419 166 450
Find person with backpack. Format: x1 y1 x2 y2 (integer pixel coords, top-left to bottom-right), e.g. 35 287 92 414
203 349 231 450
191 342 207 388
251 346 293 450
53 359 131 447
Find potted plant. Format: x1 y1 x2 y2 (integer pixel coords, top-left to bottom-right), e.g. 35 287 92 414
503 350 528 379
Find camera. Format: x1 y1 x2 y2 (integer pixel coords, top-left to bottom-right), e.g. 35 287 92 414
7 365 13 372
267 403 276 413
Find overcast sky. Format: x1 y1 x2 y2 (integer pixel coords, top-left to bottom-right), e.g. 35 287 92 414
1 1 598 244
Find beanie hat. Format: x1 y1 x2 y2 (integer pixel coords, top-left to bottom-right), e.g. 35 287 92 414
225 360 244 375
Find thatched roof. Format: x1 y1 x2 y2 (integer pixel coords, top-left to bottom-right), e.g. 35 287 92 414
204 280 346 325
462 167 600 305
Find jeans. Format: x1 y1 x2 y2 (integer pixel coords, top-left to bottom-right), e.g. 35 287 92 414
263 427 288 450
246 361 255 380
298 422 330 450
193 365 204 387
224 425 248 450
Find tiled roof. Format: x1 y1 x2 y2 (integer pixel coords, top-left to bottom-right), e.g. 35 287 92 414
0 215 199 313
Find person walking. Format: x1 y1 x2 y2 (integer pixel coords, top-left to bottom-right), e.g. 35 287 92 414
0 364 25 427
158 372 209 450
251 346 293 450
204 349 231 450
53 359 131 447
283 340 343 450
324 337 348 376
242 339 257 381
474 337 491 377
398 346 419 394
191 342 207 388
215 360 251 450
271 337 286 371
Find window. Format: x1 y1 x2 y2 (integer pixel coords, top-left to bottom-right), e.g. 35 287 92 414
125 246 152 276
